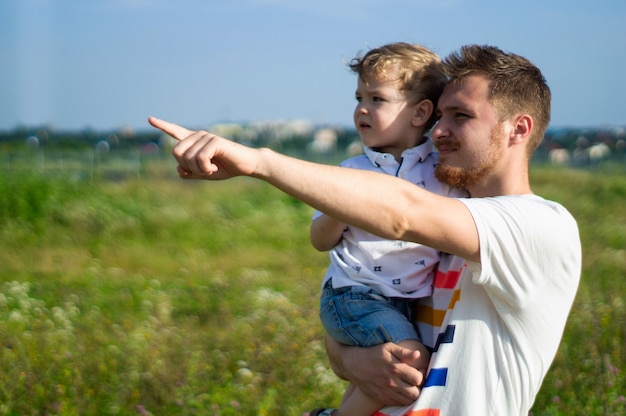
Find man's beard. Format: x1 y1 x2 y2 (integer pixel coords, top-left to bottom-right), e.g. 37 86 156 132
435 123 504 189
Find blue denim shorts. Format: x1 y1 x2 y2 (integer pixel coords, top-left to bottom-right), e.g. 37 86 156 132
319 280 422 347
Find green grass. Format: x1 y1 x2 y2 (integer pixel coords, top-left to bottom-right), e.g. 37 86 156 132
528 167 626 416
0 165 624 415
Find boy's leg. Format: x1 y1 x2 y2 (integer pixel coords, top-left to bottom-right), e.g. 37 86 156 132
319 286 426 415
335 381 382 416
335 339 427 416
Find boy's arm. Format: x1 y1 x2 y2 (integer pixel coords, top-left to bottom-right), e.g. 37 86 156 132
310 214 345 251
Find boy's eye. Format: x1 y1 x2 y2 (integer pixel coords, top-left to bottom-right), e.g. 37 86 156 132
373 96 384 102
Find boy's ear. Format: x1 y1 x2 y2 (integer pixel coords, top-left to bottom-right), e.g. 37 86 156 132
412 99 434 127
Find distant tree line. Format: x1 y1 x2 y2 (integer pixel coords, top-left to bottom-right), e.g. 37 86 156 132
1 123 624 167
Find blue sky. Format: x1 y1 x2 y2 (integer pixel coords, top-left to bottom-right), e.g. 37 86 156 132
1 0 625 132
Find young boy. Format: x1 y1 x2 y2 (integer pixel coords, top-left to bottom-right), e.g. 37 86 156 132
309 43 467 416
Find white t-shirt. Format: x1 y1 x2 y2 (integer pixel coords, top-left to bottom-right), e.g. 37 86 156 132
313 139 467 298
378 194 582 415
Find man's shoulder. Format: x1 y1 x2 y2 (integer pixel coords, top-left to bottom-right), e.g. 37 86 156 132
462 194 573 220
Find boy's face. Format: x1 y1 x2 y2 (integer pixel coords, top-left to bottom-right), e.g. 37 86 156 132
353 70 422 154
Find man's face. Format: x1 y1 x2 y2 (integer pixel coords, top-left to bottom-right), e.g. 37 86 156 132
432 74 506 190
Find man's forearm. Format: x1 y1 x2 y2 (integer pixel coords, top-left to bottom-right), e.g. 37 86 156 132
324 336 424 406
150 118 477 261
325 335 352 381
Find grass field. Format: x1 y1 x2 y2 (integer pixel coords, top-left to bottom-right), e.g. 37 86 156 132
0 163 624 415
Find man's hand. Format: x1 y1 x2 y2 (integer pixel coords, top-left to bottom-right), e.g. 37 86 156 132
326 337 426 406
148 116 261 180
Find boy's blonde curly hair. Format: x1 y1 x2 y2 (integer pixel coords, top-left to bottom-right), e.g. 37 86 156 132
349 42 447 131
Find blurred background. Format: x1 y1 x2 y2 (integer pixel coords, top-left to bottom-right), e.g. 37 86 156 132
1 2 625 414
1 0 625 131
1 0 625 173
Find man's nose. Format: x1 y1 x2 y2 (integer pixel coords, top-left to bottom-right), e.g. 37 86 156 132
431 119 446 139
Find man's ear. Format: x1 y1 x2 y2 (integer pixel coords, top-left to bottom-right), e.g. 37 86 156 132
510 114 533 145
412 99 434 127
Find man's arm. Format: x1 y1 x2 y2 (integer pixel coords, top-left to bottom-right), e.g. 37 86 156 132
325 336 427 406
148 117 480 262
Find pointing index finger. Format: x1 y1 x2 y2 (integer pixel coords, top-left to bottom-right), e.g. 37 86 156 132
148 116 194 141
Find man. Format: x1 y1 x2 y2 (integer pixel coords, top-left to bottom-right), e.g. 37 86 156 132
149 44 581 415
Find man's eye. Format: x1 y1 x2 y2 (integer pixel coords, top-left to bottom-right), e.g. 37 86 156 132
355 96 362 102
373 96 384 102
